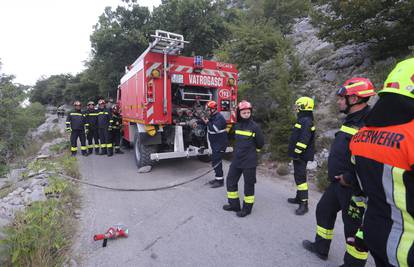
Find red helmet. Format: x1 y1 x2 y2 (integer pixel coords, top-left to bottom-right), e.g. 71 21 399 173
336 77 376 98
238 100 252 110
206 100 217 109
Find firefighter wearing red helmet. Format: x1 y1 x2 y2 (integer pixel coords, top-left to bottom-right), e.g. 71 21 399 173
108 104 124 155
203 100 228 188
350 58 414 267
65 100 88 156
287 97 316 216
223 100 264 217
303 78 375 266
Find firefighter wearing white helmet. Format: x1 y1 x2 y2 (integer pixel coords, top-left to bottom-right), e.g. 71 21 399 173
203 100 228 188
65 100 88 156
223 100 264 217
350 58 414 267
287 96 316 215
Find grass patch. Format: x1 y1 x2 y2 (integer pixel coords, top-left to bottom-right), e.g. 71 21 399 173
49 141 70 154
0 154 80 266
315 161 329 192
57 154 80 180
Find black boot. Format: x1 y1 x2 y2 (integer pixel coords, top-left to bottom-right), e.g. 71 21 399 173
99 148 107 155
95 148 100 155
223 204 241 212
210 179 224 188
287 197 300 204
115 149 124 154
88 148 93 154
295 201 309 215
71 151 77 157
81 150 88 157
236 202 253 217
302 240 328 260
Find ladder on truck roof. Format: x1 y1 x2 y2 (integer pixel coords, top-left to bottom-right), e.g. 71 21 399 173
150 30 189 55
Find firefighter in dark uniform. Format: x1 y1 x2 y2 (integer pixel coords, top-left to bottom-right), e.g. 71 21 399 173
223 100 264 217
203 100 228 188
302 78 376 267
65 101 88 156
97 99 113 156
85 101 100 155
288 96 316 215
108 104 124 155
350 58 414 267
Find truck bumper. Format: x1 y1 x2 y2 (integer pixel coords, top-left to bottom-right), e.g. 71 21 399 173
150 146 233 161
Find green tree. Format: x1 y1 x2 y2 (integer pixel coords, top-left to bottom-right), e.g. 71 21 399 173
312 0 414 57
88 4 152 97
151 0 229 58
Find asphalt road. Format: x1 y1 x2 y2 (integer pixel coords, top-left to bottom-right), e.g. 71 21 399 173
72 149 375 267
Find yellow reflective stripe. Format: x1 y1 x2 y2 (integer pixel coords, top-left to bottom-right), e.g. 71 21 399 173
316 225 333 240
94 144 100 148
256 149 261 152
311 126 316 131
346 244 368 260
393 167 414 266
85 123 90 126
80 146 87 150
70 147 77 152
358 89 375 95
297 182 308 191
235 130 255 137
87 145 94 149
70 113 83 116
107 143 113 148
88 113 99 116
294 149 302 154
351 196 366 208
296 142 307 149
114 146 120 149
294 123 302 129
346 81 366 89
244 195 255 204
109 120 114 123
340 125 359 135
101 144 107 148
227 191 239 199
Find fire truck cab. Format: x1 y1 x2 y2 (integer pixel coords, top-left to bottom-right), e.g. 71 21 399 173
117 30 238 170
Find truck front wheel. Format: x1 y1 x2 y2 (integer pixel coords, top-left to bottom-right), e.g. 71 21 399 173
134 132 156 168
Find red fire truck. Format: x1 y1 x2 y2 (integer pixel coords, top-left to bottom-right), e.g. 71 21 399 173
117 30 238 170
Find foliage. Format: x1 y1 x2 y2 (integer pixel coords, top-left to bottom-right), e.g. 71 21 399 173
0 64 46 173
57 154 80 179
311 0 414 57
315 160 329 191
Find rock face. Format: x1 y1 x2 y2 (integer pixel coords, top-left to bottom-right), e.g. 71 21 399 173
29 112 66 140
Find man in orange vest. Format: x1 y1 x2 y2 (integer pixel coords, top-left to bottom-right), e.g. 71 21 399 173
350 58 414 267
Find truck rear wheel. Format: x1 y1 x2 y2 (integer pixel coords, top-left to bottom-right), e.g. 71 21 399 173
134 133 156 168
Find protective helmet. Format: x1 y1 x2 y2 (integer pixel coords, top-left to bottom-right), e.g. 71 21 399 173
295 97 314 111
238 100 252 110
98 99 106 105
206 100 217 109
379 57 414 99
336 77 376 98
87 101 95 106
73 100 81 106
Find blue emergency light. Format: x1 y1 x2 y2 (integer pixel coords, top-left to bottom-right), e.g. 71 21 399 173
194 56 203 69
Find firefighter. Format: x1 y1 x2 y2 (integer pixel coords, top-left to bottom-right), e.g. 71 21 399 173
287 96 316 215
349 58 414 267
109 104 124 155
223 100 264 217
85 101 100 155
65 101 88 156
202 100 228 188
302 78 375 266
97 99 113 156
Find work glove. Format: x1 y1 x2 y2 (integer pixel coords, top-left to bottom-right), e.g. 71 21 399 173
347 195 366 220
346 228 368 253
66 128 72 133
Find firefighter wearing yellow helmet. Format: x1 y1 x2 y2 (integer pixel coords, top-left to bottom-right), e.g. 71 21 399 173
350 58 414 267
287 96 316 215
65 100 88 156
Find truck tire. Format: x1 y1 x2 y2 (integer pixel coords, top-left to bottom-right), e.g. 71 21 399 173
134 132 156 168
